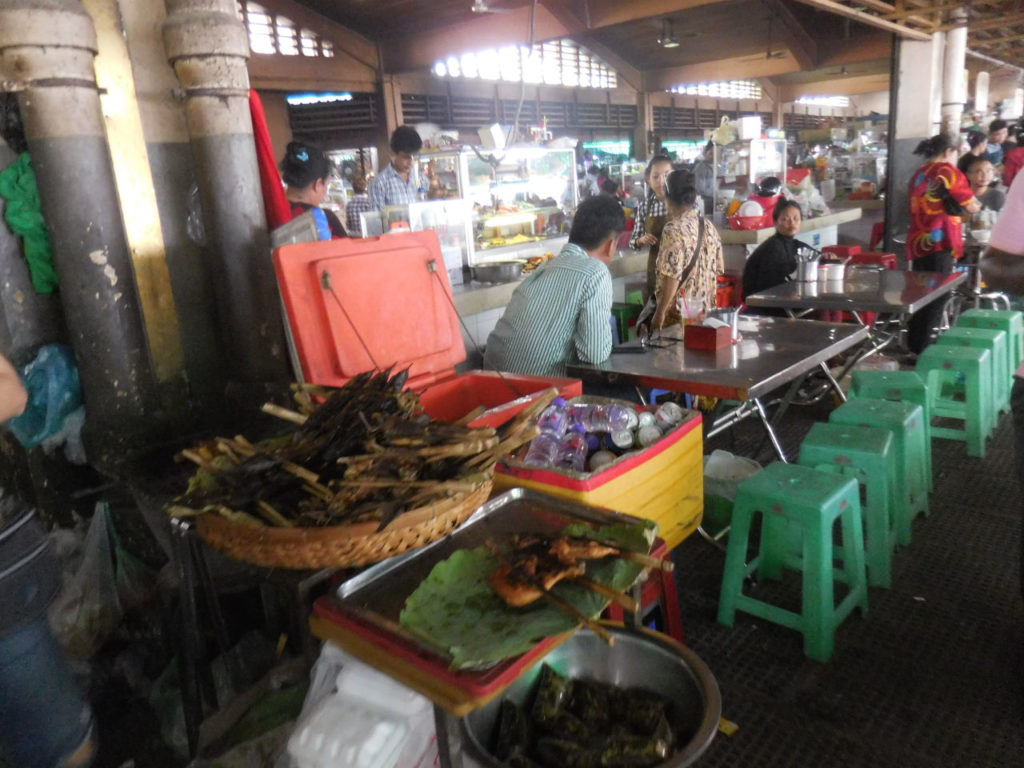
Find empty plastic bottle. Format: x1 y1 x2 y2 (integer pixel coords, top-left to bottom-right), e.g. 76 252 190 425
568 403 634 432
556 425 589 472
523 430 562 467
536 397 569 434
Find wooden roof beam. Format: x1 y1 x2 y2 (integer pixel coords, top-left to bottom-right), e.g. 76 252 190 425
971 32 1024 46
883 0 1001 22
939 12 1024 32
788 0 934 39
842 0 934 28
582 0 734 30
766 0 819 70
644 53 801 92
777 73 891 101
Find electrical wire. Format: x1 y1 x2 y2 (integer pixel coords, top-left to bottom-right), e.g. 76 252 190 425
507 0 538 147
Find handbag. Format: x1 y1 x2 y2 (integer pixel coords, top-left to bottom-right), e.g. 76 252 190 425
638 215 707 335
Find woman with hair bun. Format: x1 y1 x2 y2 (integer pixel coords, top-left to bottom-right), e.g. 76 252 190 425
280 140 347 238
648 169 724 332
906 133 980 352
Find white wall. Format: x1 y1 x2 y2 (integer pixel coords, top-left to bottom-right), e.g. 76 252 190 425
849 91 889 117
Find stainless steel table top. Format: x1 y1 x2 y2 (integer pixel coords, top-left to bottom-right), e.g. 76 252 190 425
744 269 967 315
566 315 869 401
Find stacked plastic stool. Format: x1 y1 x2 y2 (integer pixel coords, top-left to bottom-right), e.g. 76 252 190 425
956 308 1024 373
916 344 994 459
849 370 934 490
830 398 929 546
797 422 898 588
936 326 1010 418
717 462 868 662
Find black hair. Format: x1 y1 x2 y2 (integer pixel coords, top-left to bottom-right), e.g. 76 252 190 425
966 130 986 149
965 155 993 173
569 195 626 250
280 141 330 188
351 174 368 193
664 169 698 208
587 165 602 177
989 119 1008 134
390 126 423 155
913 134 957 158
644 154 673 178
773 199 803 223
703 140 714 155
600 178 619 195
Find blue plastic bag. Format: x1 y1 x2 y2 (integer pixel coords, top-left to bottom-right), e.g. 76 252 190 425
6 345 83 449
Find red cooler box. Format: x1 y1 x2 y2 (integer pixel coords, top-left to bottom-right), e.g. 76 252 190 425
273 232 581 427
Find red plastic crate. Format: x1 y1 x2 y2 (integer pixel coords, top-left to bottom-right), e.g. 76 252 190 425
273 232 581 428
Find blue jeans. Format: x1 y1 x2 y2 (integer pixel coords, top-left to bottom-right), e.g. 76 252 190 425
0 617 93 767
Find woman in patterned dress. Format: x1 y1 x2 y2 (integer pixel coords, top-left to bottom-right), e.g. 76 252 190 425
907 134 980 353
650 170 724 332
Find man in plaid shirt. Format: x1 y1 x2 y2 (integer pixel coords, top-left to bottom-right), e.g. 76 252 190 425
368 126 422 211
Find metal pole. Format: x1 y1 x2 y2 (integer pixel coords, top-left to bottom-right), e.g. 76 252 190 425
0 0 161 460
941 9 968 139
163 0 291 386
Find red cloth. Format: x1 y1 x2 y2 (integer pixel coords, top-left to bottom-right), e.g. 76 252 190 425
907 160 977 261
1003 146 1024 189
249 89 292 231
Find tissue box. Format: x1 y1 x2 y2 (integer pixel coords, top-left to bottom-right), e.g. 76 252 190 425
684 324 732 350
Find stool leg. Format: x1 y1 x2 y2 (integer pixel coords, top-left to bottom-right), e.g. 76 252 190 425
965 361 988 458
757 511 789 581
862 469 893 589
718 504 757 626
801 516 834 662
658 568 685 644
839 502 869 617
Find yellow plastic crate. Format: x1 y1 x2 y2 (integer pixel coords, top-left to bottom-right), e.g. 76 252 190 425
494 411 704 551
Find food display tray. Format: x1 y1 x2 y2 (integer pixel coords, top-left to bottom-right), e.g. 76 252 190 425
310 488 648 715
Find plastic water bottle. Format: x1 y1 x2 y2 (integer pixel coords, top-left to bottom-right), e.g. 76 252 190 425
568 403 634 432
523 430 562 467
537 397 569 434
588 450 617 472
655 402 685 430
556 425 588 472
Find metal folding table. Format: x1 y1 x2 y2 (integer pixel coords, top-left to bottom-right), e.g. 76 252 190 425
566 315 869 462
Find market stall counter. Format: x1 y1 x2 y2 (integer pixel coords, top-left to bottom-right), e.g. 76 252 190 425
566 316 870 462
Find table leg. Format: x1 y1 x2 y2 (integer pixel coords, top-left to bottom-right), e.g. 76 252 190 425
818 361 846 403
754 397 789 462
435 705 465 768
170 519 203 759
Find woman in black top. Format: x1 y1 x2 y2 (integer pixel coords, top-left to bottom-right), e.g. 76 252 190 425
280 141 347 238
742 200 805 313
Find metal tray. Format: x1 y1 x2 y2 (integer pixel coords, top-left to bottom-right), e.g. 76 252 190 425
333 487 649 621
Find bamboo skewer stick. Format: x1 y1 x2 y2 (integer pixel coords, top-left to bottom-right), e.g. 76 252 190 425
261 402 309 425
575 577 640 613
536 584 616 646
454 405 486 426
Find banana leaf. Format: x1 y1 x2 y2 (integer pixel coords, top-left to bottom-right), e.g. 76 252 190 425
399 522 656 670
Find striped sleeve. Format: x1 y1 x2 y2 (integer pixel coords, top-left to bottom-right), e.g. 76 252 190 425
574 267 613 363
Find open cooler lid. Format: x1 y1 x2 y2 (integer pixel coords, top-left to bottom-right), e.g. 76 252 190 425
273 231 466 390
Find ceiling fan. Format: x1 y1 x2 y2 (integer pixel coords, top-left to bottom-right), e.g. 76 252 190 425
470 0 516 13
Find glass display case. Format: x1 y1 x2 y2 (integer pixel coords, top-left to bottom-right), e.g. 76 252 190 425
417 146 578 265
712 138 787 219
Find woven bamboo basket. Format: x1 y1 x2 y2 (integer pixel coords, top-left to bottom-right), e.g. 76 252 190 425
195 474 493 569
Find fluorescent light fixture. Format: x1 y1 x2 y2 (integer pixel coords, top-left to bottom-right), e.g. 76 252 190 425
286 92 353 106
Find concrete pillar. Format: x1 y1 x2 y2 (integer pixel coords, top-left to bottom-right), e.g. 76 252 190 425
884 34 944 258
633 91 651 160
941 9 968 138
0 0 161 460
163 0 290 387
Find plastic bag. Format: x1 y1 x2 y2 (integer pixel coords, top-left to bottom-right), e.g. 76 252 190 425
6 344 83 449
48 502 123 658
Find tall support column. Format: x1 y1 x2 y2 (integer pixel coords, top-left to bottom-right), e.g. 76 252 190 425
633 91 651 160
884 34 943 258
941 9 968 138
163 0 290 386
0 0 160 459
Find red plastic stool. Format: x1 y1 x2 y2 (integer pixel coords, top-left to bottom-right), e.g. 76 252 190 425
852 251 898 270
603 539 684 644
822 245 862 260
869 221 886 251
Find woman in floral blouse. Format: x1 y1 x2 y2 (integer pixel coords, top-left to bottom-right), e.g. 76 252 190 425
651 170 724 332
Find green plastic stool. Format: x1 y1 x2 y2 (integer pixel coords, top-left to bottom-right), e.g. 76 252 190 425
718 462 868 662
956 308 1023 372
916 345 994 459
830 398 929 546
849 370 934 491
625 289 645 306
610 302 642 343
798 422 898 588
937 326 1010 419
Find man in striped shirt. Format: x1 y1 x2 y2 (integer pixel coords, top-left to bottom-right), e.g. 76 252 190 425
484 196 625 377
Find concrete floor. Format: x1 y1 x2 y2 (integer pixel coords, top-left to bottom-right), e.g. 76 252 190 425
671 383 1024 767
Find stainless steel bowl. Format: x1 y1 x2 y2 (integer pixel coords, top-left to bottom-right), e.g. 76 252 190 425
461 624 722 767
471 261 525 284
